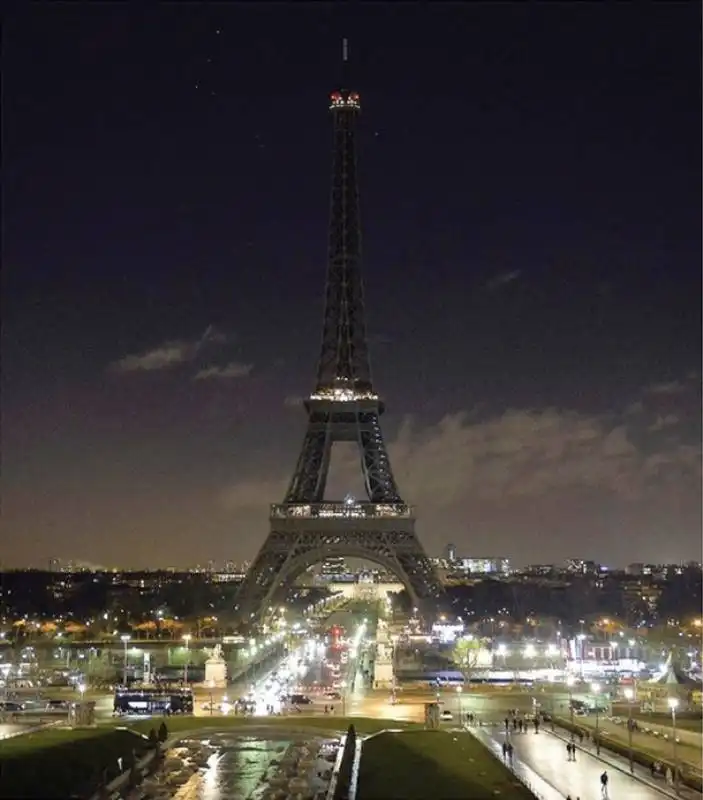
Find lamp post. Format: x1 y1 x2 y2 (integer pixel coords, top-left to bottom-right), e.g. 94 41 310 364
591 682 601 755
668 696 680 795
456 685 463 721
577 633 586 679
120 635 130 686
182 634 192 686
566 675 576 726
623 687 635 773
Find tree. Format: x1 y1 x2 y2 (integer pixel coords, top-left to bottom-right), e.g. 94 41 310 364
148 728 159 748
64 621 88 639
452 637 482 680
131 620 157 639
159 618 184 639
86 652 120 686
158 721 168 742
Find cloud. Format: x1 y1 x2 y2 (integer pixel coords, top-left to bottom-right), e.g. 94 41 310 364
219 388 701 563
649 414 679 432
645 381 685 395
109 341 195 374
486 270 522 291
223 405 700 508
194 362 253 381
109 326 233 374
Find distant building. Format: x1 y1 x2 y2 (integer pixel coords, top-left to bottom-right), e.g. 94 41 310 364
565 559 601 575
444 543 457 562
626 562 700 579
522 564 555 576
320 557 348 576
456 557 510 575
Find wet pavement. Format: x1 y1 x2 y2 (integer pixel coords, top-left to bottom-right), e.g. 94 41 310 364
480 723 697 800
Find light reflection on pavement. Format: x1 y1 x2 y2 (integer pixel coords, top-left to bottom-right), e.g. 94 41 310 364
0 723 33 740
487 725 679 800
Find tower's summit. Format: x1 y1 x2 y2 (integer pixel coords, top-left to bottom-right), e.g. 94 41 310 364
330 37 358 106
329 89 361 112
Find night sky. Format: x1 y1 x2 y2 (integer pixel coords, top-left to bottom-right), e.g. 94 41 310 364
3 4 701 569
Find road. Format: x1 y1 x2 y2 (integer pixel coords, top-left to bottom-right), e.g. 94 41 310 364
483 724 698 800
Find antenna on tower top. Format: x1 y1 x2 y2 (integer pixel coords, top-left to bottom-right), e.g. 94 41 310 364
342 38 349 62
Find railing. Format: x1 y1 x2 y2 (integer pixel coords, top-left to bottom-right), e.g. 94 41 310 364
271 503 413 520
327 727 356 800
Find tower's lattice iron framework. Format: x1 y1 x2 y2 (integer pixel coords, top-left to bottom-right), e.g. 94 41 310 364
234 53 443 625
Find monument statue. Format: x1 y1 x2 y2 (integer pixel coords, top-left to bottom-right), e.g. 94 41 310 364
206 644 225 663
203 643 227 688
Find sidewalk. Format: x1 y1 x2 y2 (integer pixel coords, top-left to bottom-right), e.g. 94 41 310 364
549 725 701 800
483 724 683 800
468 725 565 800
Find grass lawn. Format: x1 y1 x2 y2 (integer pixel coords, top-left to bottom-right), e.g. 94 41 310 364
556 714 702 770
631 711 702 733
357 730 535 800
0 727 152 798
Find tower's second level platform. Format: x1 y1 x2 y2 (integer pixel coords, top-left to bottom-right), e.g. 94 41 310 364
271 501 413 520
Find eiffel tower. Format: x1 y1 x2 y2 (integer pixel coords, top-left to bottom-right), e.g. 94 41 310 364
234 43 443 626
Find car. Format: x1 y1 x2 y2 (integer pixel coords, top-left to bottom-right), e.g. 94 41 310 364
289 694 312 705
45 699 70 711
324 691 342 700
440 710 453 721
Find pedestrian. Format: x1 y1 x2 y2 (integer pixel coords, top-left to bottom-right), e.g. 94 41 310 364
665 767 673 787
504 717 510 730
507 742 514 763
600 770 609 798
566 742 572 761
502 741 508 760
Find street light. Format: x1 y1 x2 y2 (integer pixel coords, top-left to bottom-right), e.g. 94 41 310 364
182 634 192 685
120 635 130 685
577 633 586 678
591 682 601 755
566 675 576 725
456 685 463 721
623 687 635 773
668 696 680 795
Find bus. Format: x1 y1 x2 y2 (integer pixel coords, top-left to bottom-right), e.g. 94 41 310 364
113 687 194 716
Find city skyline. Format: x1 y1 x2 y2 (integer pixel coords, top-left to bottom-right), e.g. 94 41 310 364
3 5 701 568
